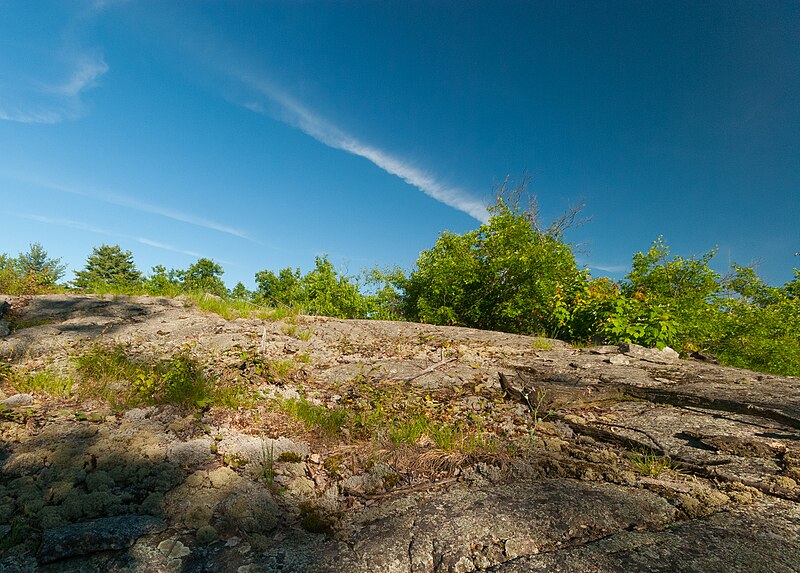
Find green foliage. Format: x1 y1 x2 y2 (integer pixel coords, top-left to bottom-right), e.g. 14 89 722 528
0 244 65 294
255 267 303 307
627 449 677 477
709 291 800 376
302 256 366 318
73 343 215 408
255 256 370 319
601 292 678 349
624 237 721 344
185 291 277 320
144 265 183 296
132 352 214 407
362 267 406 319
0 256 30 295
402 190 585 336
615 238 800 375
230 282 251 300
8 369 73 398
73 244 142 291
278 397 348 435
13 243 66 287
181 258 227 297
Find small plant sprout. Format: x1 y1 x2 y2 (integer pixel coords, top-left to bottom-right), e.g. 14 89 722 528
627 449 677 477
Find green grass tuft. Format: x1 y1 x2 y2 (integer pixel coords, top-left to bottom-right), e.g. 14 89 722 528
627 449 677 477
278 397 348 436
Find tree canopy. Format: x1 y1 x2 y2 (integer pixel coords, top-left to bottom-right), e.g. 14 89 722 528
3 186 798 377
73 245 142 290
402 192 585 336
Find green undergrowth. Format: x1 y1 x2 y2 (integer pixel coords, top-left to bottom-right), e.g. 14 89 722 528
7 317 59 331
72 343 238 409
278 397 349 435
184 291 300 321
6 369 73 398
276 388 505 455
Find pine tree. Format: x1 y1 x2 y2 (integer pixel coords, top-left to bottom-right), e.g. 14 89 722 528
13 243 66 286
73 244 142 290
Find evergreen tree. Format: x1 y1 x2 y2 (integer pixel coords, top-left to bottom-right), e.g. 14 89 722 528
73 244 142 290
13 243 66 286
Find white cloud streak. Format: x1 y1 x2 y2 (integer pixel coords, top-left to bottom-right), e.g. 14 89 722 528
49 56 109 97
11 175 257 243
240 76 489 223
0 108 63 125
586 263 628 274
0 52 108 124
8 212 204 258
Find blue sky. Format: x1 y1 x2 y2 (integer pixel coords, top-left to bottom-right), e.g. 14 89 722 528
1 1 798 289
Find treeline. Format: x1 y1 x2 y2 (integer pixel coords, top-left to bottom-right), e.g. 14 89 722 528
2 190 798 376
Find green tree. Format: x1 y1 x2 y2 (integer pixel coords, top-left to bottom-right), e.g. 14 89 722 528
402 190 586 336
73 245 142 291
255 267 303 307
363 267 406 320
145 265 183 295
181 258 227 296
302 256 366 318
710 267 800 375
0 253 20 294
623 237 722 346
13 243 66 286
230 282 251 300
254 258 369 318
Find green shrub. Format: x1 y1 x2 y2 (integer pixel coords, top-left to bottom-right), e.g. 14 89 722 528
402 189 586 335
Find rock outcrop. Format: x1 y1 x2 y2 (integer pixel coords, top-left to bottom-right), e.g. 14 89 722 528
0 294 797 572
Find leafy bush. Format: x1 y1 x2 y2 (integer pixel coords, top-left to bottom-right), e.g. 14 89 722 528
0 244 65 295
615 238 800 375
255 256 371 319
600 292 678 349
402 189 586 336
180 258 227 297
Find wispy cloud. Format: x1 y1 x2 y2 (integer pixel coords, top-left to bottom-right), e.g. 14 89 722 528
130 237 202 259
9 174 258 243
7 212 204 259
48 55 109 98
586 263 628 274
0 51 108 124
239 75 489 223
0 0 109 126
0 108 64 125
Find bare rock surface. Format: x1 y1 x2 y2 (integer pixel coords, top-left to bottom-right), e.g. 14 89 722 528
0 294 798 572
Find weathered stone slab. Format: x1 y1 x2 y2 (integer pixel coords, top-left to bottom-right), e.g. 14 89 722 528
490 500 800 573
38 515 167 563
306 479 677 572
